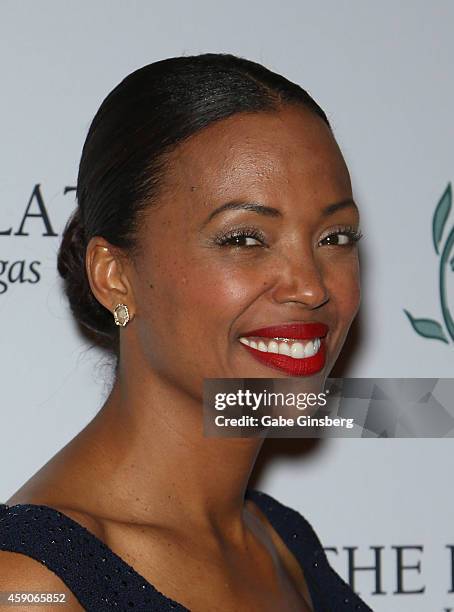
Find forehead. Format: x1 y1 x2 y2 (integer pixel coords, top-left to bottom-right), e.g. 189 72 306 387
165 105 350 202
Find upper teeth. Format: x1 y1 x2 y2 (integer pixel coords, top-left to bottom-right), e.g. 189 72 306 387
239 336 321 358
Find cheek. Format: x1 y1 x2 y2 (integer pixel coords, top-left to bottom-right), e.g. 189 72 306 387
165 260 257 331
138 257 269 386
138 254 258 358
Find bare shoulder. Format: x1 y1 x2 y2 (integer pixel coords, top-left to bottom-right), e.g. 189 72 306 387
0 551 84 611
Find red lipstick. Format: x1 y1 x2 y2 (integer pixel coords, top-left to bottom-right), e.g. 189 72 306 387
238 322 329 377
240 322 328 340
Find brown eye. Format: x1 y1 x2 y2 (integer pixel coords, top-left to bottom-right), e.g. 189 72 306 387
319 227 363 247
215 227 266 247
226 235 262 247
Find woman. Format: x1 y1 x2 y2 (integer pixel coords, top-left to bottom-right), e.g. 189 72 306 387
0 54 370 611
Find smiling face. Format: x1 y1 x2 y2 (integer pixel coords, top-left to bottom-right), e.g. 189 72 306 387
129 105 361 397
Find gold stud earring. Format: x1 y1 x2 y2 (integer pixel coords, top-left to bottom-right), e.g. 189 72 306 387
113 303 131 327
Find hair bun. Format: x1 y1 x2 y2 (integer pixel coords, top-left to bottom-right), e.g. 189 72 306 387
57 207 86 280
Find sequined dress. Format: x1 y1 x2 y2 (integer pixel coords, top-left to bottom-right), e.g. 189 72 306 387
0 490 373 611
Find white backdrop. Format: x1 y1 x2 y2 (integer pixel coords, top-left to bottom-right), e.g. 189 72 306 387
1 1 453 610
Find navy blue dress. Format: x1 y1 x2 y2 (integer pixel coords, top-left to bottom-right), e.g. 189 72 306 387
0 489 372 611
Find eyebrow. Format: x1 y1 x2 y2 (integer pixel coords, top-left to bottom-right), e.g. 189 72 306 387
201 198 358 227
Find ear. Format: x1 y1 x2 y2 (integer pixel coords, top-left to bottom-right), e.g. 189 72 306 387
85 236 136 316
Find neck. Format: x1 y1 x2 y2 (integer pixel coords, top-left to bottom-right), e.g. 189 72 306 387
82 355 264 537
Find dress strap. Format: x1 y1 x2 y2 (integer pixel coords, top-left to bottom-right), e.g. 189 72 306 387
0 503 187 611
246 489 373 611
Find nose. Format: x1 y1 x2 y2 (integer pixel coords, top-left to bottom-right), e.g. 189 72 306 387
270 248 329 310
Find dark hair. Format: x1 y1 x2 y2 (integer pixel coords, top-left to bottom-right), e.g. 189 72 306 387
57 53 331 354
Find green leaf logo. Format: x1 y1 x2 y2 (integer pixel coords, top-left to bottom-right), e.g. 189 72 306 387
405 182 454 345
403 310 449 344
432 183 452 255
